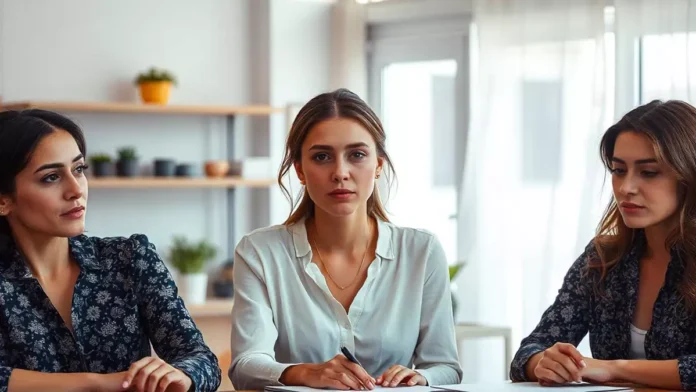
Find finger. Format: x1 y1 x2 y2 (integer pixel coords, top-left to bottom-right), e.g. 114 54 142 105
124 357 157 389
340 360 375 389
155 370 179 392
337 371 363 391
381 366 403 387
405 373 427 386
388 368 414 386
146 364 172 392
557 343 587 368
134 359 166 392
545 351 581 382
536 368 565 384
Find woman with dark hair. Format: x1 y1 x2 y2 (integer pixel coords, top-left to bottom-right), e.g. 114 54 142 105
228 89 462 390
0 109 221 392
510 100 696 390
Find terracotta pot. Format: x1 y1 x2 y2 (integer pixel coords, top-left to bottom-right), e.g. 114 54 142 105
139 81 172 105
205 161 230 177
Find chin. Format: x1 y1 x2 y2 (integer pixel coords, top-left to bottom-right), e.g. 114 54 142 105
621 216 652 229
57 223 86 238
318 203 359 217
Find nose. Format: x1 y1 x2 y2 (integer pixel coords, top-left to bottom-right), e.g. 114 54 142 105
64 173 84 201
618 172 639 196
331 158 350 183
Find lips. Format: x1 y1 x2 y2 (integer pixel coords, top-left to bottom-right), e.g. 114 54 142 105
329 189 354 195
61 206 85 216
620 202 644 209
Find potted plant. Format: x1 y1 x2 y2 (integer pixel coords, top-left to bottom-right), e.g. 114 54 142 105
449 262 466 320
170 236 217 305
134 67 177 105
116 147 139 177
90 153 114 177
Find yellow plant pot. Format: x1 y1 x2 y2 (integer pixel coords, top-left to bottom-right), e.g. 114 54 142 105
139 81 171 105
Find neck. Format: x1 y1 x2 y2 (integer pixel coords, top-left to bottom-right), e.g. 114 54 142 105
643 223 673 262
311 208 373 253
11 227 71 279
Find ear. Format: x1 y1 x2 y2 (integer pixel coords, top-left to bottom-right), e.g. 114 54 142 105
0 194 12 216
294 162 305 185
376 157 384 178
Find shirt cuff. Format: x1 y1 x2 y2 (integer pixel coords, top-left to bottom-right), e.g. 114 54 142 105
172 358 221 392
0 365 11 392
510 343 546 381
416 368 434 386
677 354 696 390
268 362 300 386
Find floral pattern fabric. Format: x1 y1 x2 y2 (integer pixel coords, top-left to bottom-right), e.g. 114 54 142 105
0 234 221 392
510 233 696 390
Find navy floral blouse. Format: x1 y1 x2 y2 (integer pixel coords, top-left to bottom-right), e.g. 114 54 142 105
0 234 221 392
510 232 696 390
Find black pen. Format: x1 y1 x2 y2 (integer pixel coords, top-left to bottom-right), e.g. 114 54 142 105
340 346 364 368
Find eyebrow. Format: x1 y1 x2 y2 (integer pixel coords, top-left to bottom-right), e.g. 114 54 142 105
308 142 370 151
611 157 658 165
34 154 85 173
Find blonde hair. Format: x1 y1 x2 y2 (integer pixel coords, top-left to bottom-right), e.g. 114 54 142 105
278 89 396 225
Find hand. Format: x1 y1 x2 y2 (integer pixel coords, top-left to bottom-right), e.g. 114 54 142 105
376 365 426 387
533 343 586 385
280 355 376 390
122 356 193 392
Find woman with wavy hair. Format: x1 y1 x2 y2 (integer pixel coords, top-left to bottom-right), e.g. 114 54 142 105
510 100 696 390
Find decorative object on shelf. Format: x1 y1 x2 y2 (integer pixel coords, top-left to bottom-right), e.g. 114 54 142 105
175 163 194 177
170 236 217 305
228 160 243 176
116 147 139 177
90 153 114 177
134 67 177 105
212 260 235 298
153 158 176 177
449 261 466 320
204 160 230 178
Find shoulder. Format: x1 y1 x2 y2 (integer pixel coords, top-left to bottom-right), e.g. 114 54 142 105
236 224 292 253
71 233 159 270
382 222 446 268
386 222 440 250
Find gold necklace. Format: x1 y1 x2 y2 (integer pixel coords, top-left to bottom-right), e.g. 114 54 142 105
311 221 372 291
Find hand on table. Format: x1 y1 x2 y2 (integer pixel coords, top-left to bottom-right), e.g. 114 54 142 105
376 365 426 387
121 356 192 392
280 354 376 390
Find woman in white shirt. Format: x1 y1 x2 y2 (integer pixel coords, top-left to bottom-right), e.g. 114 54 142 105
229 88 462 390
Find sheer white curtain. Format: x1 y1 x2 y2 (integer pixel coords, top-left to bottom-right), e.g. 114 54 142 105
615 0 696 106
456 0 612 381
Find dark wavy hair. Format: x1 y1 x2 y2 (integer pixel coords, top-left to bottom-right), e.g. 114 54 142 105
0 109 86 241
593 99 696 311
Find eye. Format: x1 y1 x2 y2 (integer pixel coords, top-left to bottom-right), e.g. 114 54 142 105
641 170 659 178
74 164 89 175
610 167 626 176
351 151 367 159
312 153 331 162
42 173 60 183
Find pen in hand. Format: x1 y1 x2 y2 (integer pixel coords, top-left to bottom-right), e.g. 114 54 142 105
341 346 375 389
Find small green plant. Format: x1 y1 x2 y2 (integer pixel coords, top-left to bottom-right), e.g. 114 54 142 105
134 67 178 86
117 147 138 161
90 153 112 163
449 262 465 282
169 236 217 274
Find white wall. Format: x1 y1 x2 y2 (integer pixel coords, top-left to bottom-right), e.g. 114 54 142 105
0 0 252 271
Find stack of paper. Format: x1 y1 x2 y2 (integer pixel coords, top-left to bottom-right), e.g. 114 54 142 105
264 382 633 392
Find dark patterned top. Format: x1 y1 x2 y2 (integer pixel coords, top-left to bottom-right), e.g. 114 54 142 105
510 232 696 390
0 234 221 392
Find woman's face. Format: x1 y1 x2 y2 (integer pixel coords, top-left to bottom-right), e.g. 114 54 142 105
0 130 88 239
611 131 680 231
294 117 383 218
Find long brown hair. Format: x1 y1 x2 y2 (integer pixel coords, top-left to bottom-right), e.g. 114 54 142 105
593 99 696 310
278 88 396 226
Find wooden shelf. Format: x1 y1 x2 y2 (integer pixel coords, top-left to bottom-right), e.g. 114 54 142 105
1 100 284 116
88 177 276 189
187 299 234 318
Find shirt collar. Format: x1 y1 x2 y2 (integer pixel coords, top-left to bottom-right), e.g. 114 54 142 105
289 217 395 260
0 235 104 280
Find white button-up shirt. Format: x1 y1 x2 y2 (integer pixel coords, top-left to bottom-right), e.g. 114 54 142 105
228 218 462 390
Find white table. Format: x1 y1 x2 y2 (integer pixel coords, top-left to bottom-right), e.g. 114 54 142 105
455 323 513 379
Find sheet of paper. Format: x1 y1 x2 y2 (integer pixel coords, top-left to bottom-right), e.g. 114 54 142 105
265 386 438 392
432 382 633 392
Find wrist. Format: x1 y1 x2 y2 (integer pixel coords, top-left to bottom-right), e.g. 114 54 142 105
280 364 305 386
609 359 628 381
81 373 100 392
